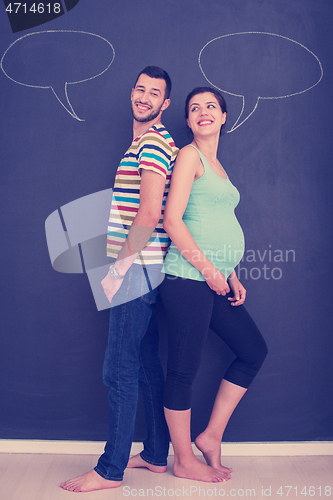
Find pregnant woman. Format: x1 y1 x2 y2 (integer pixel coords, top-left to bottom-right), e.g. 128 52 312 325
159 87 268 483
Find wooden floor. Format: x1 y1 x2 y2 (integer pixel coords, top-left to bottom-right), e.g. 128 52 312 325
0 453 332 499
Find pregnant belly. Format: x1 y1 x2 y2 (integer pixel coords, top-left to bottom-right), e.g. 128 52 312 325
186 216 245 273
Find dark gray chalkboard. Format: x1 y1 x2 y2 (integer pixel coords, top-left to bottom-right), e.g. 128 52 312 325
0 0 332 443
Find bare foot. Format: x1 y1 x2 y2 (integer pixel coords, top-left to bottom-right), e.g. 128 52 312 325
195 433 232 473
60 469 122 492
127 453 167 472
173 455 231 483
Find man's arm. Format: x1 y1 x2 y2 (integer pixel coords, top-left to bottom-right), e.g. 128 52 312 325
101 169 166 302
116 168 166 271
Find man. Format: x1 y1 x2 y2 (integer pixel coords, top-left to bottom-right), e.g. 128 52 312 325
61 66 178 492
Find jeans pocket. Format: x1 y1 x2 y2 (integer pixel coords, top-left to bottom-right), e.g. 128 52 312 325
141 289 157 305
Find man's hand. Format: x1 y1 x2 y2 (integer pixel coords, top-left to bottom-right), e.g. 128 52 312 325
101 272 124 304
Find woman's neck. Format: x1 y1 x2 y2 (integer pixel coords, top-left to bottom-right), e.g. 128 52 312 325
192 136 220 165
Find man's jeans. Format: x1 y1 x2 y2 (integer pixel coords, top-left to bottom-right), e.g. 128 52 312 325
95 263 169 481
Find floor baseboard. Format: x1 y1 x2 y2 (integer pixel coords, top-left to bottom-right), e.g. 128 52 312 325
0 439 332 456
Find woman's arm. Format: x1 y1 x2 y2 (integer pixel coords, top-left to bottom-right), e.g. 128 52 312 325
164 146 229 296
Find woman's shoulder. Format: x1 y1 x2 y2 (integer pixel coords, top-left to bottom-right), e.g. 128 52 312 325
177 143 201 161
172 143 203 180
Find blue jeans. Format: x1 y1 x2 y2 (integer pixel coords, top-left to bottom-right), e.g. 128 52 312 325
95 264 169 481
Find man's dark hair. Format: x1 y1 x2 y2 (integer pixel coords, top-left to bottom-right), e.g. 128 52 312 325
134 66 172 100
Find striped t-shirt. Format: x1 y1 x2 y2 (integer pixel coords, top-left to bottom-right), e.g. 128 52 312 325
107 124 178 265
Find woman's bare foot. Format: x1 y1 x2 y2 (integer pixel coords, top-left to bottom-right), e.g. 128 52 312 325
127 453 167 473
195 433 232 473
60 469 122 492
173 455 231 483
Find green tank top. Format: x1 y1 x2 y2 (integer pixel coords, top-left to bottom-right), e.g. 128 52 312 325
163 145 245 281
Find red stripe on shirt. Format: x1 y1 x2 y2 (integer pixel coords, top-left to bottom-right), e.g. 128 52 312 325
111 204 138 212
140 161 165 174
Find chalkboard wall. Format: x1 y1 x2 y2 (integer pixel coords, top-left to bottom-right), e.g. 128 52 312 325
0 0 332 443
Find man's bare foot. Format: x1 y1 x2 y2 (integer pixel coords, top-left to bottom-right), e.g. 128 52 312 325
173 455 231 483
127 453 167 473
60 469 122 492
195 433 232 473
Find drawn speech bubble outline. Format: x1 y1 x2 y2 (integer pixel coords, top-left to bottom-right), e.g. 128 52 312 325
1 30 115 121
198 32 323 132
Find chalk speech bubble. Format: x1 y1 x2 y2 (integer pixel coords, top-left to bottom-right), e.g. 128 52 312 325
1 30 115 121
198 32 323 132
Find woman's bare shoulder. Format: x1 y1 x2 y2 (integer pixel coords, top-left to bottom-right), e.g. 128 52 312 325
172 144 202 182
176 144 200 163
179 143 198 155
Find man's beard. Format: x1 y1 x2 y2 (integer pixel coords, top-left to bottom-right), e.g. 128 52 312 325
132 102 163 123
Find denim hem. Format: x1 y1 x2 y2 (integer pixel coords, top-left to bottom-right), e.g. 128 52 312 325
94 466 123 482
139 451 167 467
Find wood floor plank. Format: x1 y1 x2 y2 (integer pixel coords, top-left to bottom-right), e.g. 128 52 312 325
0 453 11 480
0 453 331 500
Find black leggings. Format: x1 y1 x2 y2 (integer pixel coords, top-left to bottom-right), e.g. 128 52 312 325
159 275 268 411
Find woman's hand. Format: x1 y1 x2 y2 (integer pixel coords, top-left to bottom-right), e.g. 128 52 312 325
203 267 230 295
228 272 246 306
